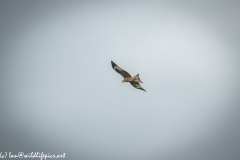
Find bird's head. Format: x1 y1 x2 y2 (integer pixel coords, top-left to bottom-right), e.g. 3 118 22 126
122 78 127 83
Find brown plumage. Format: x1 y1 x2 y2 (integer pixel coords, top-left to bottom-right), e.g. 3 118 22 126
122 74 143 83
111 61 146 92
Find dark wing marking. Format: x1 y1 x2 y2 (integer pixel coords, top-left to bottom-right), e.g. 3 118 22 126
111 61 131 78
130 81 146 92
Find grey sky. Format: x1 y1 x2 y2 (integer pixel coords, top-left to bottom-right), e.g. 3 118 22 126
0 1 240 160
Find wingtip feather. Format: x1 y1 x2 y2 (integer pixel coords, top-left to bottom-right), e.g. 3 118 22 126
111 61 116 69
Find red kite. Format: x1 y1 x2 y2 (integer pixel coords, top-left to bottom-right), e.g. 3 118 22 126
111 61 146 92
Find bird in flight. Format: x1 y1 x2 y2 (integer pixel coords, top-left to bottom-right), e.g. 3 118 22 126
111 61 146 92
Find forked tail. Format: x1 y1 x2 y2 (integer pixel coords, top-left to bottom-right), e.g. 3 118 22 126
133 74 143 83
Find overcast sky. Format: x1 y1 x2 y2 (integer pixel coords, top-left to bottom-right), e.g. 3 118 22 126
0 1 240 160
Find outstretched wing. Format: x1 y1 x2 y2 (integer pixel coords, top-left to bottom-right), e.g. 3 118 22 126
130 81 146 92
111 61 131 78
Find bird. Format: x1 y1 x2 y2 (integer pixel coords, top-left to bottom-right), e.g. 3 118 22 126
111 61 146 92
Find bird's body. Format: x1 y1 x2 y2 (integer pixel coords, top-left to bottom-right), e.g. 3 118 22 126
122 74 143 83
122 77 135 82
111 61 146 92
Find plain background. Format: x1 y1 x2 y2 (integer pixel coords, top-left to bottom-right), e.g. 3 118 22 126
0 1 240 160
